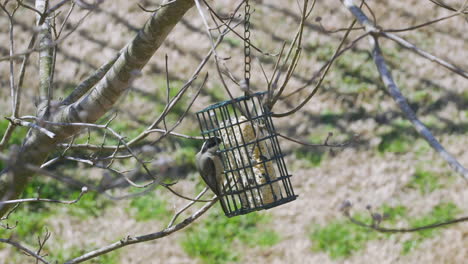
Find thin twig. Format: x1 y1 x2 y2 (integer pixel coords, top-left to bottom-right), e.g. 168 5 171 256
0 8 94 62
278 132 358 148
64 198 218 264
137 0 176 13
268 0 310 109
35 228 51 264
5 117 56 138
340 0 468 180
282 32 368 98
345 211 468 233
0 203 20 229
0 187 88 205
203 0 277 56
167 187 209 228
272 17 358 117
62 51 121 105
381 32 467 79
0 238 50 264
385 13 460 32
370 36 468 180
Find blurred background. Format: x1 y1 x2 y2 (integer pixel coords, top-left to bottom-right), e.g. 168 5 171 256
0 0 467 263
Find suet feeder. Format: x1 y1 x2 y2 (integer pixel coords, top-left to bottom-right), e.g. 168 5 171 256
196 92 297 217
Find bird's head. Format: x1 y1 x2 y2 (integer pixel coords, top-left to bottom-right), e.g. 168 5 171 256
201 137 222 153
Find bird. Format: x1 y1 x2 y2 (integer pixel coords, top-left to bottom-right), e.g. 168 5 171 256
195 137 224 196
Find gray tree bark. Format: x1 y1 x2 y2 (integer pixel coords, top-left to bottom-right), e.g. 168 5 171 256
0 0 196 217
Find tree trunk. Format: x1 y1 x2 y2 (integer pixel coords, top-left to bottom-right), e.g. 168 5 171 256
0 0 195 217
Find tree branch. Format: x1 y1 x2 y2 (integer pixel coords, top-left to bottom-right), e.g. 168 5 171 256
0 0 197 218
381 31 467 79
65 197 218 263
0 238 50 264
36 0 54 107
340 0 468 180
0 186 88 205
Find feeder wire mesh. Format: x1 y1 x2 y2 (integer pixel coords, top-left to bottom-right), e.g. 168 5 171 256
196 92 296 217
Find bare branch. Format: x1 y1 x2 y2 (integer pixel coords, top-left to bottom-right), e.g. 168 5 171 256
167 187 209 228
381 32 468 79
282 32 368 98
0 186 88 205
342 203 468 233
35 228 51 264
46 0 72 15
340 0 468 180
137 0 176 13
56 2 76 39
5 117 56 138
0 152 95 193
340 0 467 78
61 51 121 105
272 17 359 117
0 203 19 229
74 0 104 10
385 13 460 33
0 7 93 62
36 0 54 108
278 132 359 148
203 0 278 56
267 0 309 109
427 0 459 12
56 129 203 151
0 238 50 264
0 22 35 149
369 36 468 180
64 198 218 264
0 2 17 116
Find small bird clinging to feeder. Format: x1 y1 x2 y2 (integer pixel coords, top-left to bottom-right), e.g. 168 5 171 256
196 137 223 196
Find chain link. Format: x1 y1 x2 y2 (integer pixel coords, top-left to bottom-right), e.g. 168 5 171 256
244 0 251 89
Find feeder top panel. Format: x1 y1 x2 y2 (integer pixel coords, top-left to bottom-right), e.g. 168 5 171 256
196 91 267 114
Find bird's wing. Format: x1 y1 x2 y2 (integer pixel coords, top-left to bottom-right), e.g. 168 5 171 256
199 155 221 196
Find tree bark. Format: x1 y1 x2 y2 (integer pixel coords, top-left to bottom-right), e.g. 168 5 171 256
0 0 196 217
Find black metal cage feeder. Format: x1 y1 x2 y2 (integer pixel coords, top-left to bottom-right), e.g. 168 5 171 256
196 92 297 217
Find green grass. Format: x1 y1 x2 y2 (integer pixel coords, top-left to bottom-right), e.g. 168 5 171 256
380 204 408 223
310 203 459 258
377 120 414 154
181 209 280 264
0 178 110 244
174 146 198 168
411 90 433 104
152 76 187 116
224 37 242 47
171 130 202 169
320 110 343 124
378 130 413 153
68 191 112 218
0 209 50 239
406 169 440 194
402 202 459 254
295 149 324 167
71 117 146 146
310 205 407 259
310 213 376 259
22 177 110 219
0 119 28 147
0 118 29 170
207 85 226 102
127 192 170 222
310 202 457 257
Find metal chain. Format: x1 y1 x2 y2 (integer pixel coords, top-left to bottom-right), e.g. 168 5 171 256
244 0 251 89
